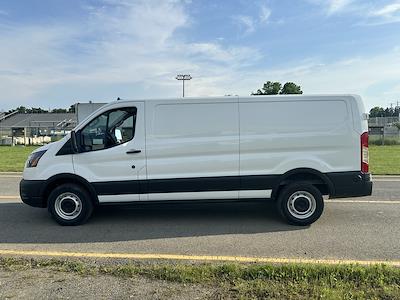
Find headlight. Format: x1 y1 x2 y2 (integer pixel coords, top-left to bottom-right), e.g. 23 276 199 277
26 150 47 168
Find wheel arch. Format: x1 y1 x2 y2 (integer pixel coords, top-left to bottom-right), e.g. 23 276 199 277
41 173 99 207
271 168 334 200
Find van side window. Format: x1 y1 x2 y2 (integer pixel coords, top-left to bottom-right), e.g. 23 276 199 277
80 107 137 152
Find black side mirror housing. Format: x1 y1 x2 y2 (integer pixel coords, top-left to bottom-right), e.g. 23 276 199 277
71 130 79 153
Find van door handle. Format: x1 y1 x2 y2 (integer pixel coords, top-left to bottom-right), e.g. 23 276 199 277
126 149 141 154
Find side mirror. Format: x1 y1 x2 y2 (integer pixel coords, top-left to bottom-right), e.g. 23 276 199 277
71 130 79 153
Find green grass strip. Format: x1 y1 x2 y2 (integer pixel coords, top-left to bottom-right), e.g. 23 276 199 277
0 257 399 299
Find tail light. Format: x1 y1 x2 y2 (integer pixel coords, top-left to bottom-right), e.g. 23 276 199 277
361 132 369 173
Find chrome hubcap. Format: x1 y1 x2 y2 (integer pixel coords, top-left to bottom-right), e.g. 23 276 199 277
287 191 316 219
54 192 82 220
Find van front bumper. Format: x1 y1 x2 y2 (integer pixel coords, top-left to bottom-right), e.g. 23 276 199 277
20 179 46 208
327 172 373 198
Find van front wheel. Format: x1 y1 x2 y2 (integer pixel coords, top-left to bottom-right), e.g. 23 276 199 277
276 183 324 226
48 183 94 226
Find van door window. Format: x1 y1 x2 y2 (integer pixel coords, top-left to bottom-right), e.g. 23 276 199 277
80 107 137 152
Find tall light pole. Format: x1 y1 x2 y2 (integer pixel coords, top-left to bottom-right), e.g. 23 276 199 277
397 101 400 120
176 74 192 97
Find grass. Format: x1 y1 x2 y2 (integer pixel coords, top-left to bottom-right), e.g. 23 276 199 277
0 146 39 172
0 145 399 175
0 257 399 299
370 145 400 175
370 136 400 146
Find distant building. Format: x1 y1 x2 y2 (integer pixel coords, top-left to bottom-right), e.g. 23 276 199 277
75 102 106 124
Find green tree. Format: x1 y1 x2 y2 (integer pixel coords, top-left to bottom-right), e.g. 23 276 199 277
68 104 76 113
369 107 385 117
252 81 302 95
15 106 27 113
280 82 303 94
252 81 282 95
29 107 48 113
51 108 68 113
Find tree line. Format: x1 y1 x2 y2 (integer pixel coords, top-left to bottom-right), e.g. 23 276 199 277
5 105 75 114
369 106 400 118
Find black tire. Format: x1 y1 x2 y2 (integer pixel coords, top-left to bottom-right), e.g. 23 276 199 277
47 183 94 226
276 183 324 226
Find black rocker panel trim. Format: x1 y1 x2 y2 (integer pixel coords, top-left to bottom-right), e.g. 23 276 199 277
91 171 372 199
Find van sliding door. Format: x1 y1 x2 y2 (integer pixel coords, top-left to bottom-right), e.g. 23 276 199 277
145 99 239 201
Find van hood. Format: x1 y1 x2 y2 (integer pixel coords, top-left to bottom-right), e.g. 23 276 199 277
32 142 54 153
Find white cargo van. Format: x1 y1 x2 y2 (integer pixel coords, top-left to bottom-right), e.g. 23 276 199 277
20 95 372 226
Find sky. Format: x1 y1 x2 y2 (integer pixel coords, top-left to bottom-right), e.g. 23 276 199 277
0 0 400 111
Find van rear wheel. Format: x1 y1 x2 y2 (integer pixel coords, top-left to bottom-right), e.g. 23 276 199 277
48 183 94 226
276 183 324 226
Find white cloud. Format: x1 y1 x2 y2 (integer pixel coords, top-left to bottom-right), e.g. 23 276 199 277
233 3 272 35
307 0 400 26
307 0 354 15
309 0 400 24
327 0 353 14
362 1 400 25
233 15 256 34
259 4 271 23
372 2 400 17
186 43 262 65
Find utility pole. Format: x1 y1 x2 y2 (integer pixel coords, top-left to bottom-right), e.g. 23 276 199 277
176 74 192 97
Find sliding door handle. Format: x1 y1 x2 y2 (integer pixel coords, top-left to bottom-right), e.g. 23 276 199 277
126 149 141 154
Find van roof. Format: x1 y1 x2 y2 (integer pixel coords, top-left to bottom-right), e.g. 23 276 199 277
105 94 360 105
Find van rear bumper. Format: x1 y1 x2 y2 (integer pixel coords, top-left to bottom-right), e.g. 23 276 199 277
20 179 46 208
327 172 372 198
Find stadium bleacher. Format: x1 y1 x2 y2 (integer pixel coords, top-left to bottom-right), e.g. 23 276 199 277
0 113 76 128
0 113 77 145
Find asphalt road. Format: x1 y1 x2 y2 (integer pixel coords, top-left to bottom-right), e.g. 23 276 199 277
0 174 399 263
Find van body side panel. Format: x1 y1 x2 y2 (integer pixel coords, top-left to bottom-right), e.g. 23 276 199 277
239 97 359 176
145 99 240 201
